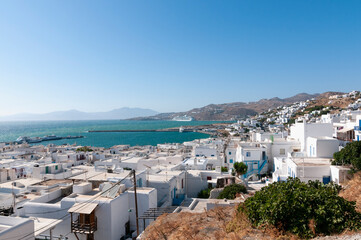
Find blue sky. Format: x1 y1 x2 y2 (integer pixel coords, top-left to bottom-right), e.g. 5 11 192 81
0 0 361 115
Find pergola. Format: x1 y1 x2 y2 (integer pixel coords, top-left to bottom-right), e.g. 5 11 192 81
138 206 178 229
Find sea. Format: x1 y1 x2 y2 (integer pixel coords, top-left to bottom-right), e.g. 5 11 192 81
0 120 227 148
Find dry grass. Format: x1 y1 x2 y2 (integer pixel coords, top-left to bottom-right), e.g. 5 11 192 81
141 205 297 240
339 171 361 212
141 173 361 240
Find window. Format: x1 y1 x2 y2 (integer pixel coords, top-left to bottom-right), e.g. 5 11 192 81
229 152 232 155
246 152 251 157
181 179 184 189
55 165 58 170
229 159 233 163
211 154 215 157
207 176 212 180
280 148 285 155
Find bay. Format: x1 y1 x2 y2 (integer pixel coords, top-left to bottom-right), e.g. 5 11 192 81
0 120 226 148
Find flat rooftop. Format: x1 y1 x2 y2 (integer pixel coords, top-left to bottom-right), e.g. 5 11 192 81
0 178 42 190
240 146 266 150
0 216 33 234
121 157 144 163
68 189 113 201
292 157 332 166
148 174 175 182
34 179 73 186
70 171 132 181
127 187 155 194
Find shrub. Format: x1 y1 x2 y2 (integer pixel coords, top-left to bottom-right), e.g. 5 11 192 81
197 188 212 199
76 146 93 152
332 141 361 170
221 166 228 172
288 119 295 125
243 178 361 238
233 162 248 177
218 184 247 199
304 105 325 112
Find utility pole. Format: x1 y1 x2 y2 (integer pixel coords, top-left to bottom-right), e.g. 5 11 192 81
132 170 140 237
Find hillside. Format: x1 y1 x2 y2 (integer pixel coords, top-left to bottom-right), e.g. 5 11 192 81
340 171 361 212
140 206 292 240
142 172 361 240
133 93 320 121
0 107 158 121
289 91 357 120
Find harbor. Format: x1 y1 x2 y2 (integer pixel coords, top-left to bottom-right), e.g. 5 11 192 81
87 124 223 135
3 135 85 144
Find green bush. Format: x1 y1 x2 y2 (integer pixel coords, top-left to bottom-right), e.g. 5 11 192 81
197 188 212 199
221 166 228 172
233 162 248 177
76 146 93 152
288 119 296 125
304 105 325 112
217 184 247 199
332 141 361 170
243 178 361 238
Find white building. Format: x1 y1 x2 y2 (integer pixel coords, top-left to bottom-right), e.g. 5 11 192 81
17 172 155 240
273 157 332 183
354 115 361 141
0 216 34 240
289 120 333 152
306 137 339 158
32 163 73 179
194 145 218 158
234 144 268 179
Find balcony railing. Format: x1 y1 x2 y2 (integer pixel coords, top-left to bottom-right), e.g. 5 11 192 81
71 218 97 234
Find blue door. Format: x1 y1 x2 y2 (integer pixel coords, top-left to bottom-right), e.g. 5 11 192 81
322 176 331 184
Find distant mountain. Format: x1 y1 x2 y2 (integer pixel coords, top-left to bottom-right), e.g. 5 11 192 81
132 93 321 121
0 107 158 121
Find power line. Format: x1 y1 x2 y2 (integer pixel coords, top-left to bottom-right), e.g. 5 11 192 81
19 172 131 240
22 172 108 215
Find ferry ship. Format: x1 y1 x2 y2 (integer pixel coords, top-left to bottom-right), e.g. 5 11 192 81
172 115 194 121
15 136 42 144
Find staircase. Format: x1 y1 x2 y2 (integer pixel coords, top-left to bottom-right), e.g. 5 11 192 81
243 160 268 179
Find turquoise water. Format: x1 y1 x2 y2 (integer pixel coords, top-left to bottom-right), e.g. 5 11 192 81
0 120 224 148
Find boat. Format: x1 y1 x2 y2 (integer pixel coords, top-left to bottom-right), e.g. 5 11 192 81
15 136 42 143
42 135 62 141
172 115 193 121
66 135 84 139
14 135 84 144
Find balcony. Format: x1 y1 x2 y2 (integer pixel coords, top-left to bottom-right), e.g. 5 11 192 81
68 202 98 235
71 217 97 234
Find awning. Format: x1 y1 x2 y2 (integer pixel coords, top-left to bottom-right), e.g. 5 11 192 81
68 202 98 214
338 127 354 133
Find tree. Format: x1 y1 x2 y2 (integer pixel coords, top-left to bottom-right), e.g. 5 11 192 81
233 162 248 177
243 178 361 238
217 184 247 199
332 141 361 171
